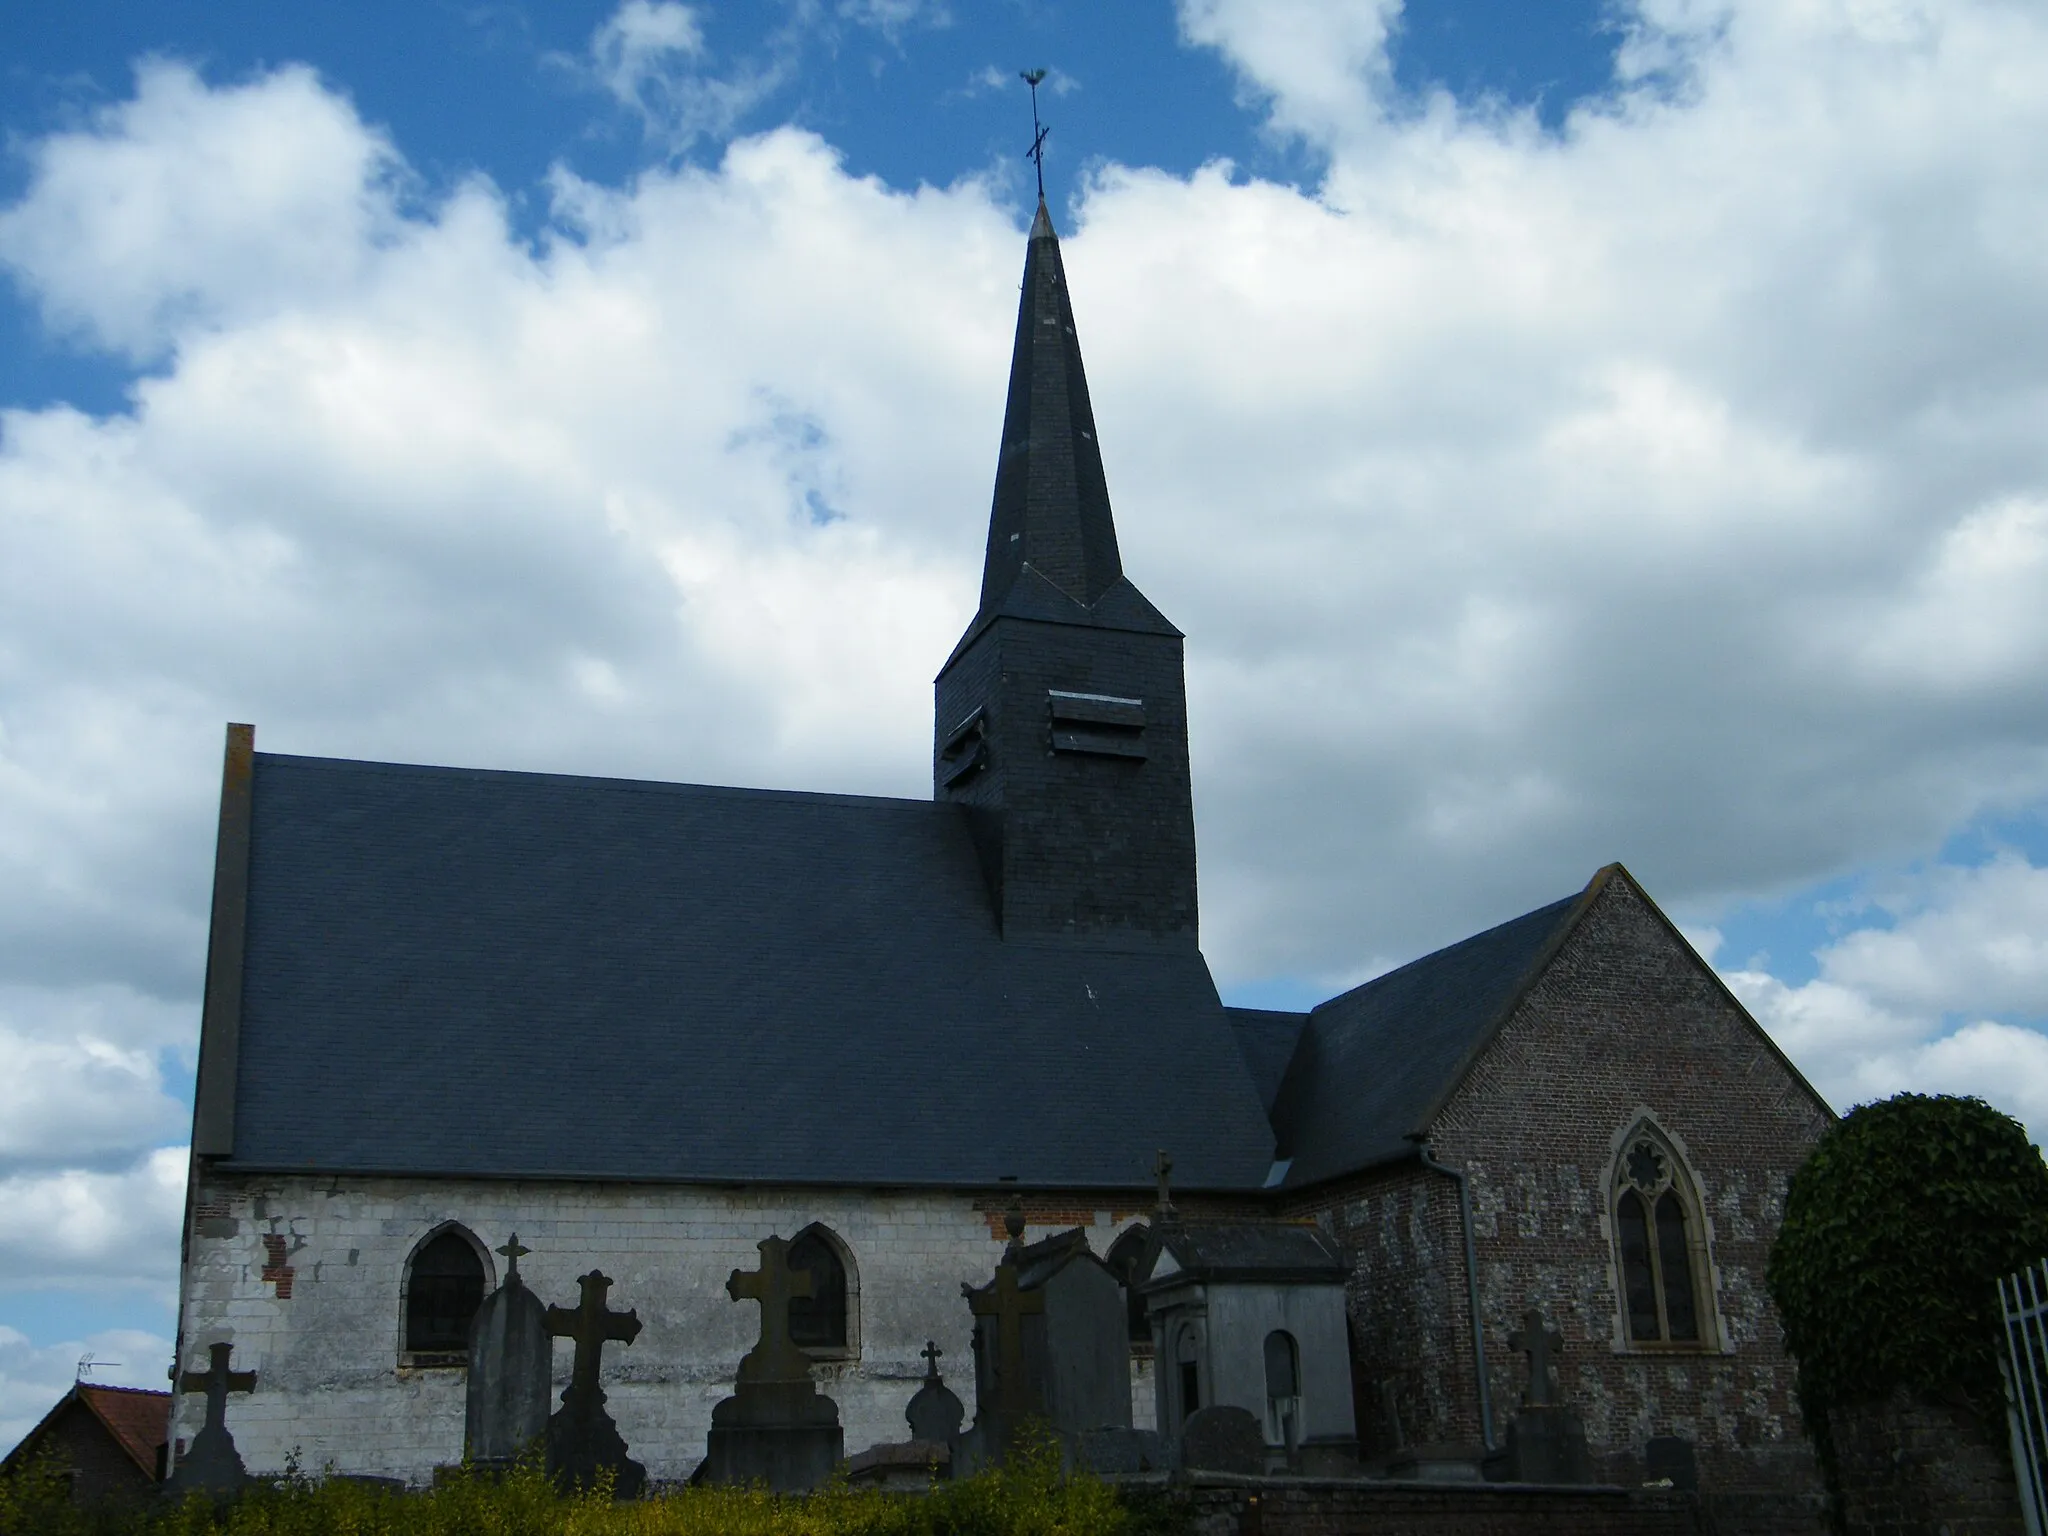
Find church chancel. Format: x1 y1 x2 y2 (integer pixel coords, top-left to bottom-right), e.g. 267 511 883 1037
170 197 1834 1503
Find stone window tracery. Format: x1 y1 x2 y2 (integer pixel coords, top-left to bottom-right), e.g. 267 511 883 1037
1610 1122 1716 1350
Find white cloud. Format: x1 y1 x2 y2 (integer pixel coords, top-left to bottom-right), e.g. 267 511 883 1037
0 1150 187 1294
583 1 792 152
1728 852 2048 1137
0 1325 174 1459
0 60 402 361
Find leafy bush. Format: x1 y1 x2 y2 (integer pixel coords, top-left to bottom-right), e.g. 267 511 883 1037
3 1440 1182 1536
1767 1092 2048 1425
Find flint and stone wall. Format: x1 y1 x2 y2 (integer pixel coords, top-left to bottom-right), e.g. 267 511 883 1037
172 1177 1158 1486
1290 876 1833 1498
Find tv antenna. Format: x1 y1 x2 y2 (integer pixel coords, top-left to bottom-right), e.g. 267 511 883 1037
1020 69 1050 201
76 1353 122 1381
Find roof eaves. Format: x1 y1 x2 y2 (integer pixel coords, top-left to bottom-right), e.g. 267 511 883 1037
77 1386 169 1478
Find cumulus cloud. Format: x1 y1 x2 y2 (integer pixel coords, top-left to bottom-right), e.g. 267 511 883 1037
0 1150 187 1293
1729 852 2048 1136
0 985 191 1166
1 0 2047 1312
0 1325 175 1458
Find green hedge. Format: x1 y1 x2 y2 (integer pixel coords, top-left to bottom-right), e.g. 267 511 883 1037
1767 1092 2048 1424
1 1442 1185 1536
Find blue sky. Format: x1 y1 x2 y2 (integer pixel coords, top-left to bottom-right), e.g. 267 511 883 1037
3 0 2047 1450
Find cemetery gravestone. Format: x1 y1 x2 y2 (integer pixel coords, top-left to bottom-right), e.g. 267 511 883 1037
1498 1309 1592 1484
166 1343 256 1499
905 1339 965 1448
466 1234 551 1467
544 1269 646 1497
700 1235 845 1492
1180 1405 1267 1475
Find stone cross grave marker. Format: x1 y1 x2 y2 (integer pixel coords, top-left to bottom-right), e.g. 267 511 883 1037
465 1232 550 1465
728 1235 814 1383
906 1338 965 1446
497 1233 531 1275
168 1342 256 1496
1509 1309 1564 1408
966 1261 1044 1419
543 1270 645 1497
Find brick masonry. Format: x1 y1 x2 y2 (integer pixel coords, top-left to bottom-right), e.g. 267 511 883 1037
1288 874 1835 1499
170 1176 1163 1485
1828 1389 2024 1536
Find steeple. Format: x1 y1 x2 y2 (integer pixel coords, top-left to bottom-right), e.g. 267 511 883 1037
978 201 1125 613
934 205 1198 950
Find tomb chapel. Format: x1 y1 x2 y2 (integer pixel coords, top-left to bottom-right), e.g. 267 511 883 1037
170 200 1833 1498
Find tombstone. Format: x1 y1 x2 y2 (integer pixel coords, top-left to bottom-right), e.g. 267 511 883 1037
1494 1310 1592 1485
906 1339 966 1448
165 1343 255 1499
1181 1405 1267 1475
700 1234 845 1492
465 1235 551 1467
543 1269 646 1497
958 1215 1131 1470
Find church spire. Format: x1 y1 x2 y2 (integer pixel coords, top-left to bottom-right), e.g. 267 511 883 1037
976 200 1125 613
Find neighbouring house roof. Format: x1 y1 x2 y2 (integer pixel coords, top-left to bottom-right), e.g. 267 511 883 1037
212 751 1278 1191
2 1384 169 1483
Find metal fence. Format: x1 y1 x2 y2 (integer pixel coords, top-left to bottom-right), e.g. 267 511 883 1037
1998 1257 2048 1536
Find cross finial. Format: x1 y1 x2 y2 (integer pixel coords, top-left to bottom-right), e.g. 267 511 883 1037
1003 1200 1026 1256
1020 69 1050 203
496 1233 531 1280
921 1339 943 1381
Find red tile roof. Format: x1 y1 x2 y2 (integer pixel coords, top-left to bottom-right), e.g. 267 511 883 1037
77 1385 171 1479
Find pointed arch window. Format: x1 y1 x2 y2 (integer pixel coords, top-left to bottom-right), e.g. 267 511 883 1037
1105 1223 1153 1348
787 1224 859 1360
1611 1124 1716 1349
403 1224 489 1366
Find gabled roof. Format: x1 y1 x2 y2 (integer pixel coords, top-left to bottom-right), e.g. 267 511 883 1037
2 1384 169 1482
1139 1220 1346 1289
1268 885 1589 1188
212 751 1277 1190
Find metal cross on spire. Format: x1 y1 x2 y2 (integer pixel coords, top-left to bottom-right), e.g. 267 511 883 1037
1020 69 1050 202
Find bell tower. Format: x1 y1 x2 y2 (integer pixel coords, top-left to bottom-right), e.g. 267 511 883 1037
934 202 1198 949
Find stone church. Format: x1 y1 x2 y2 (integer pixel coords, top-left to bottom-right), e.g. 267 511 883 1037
170 201 1833 1496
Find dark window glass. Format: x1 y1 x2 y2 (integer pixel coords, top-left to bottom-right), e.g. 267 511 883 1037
406 1231 485 1355
1264 1330 1299 1399
1106 1226 1151 1344
1656 1191 1700 1341
787 1229 848 1350
1177 1330 1201 1423
1617 1189 1661 1341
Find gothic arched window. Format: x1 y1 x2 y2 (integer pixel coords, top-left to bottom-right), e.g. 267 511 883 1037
403 1225 488 1364
1105 1224 1152 1346
787 1225 856 1358
1611 1122 1716 1348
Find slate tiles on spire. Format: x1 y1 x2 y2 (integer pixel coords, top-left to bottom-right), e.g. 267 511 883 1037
978 202 1158 625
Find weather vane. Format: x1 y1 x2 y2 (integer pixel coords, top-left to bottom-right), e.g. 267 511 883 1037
1020 68 1050 201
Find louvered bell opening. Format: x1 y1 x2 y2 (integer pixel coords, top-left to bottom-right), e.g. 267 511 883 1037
1048 689 1146 759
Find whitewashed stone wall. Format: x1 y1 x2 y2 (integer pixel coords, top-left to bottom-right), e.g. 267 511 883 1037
171 1173 1156 1485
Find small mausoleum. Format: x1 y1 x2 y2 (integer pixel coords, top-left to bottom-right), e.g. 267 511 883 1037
1138 1220 1357 1467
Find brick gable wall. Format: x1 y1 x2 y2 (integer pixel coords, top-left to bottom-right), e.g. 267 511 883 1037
1292 873 1831 1498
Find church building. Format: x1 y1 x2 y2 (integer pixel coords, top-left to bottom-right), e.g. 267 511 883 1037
171 201 1832 1497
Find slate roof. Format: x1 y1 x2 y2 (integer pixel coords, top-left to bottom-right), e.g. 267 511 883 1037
1268 888 1588 1189
1225 1008 1308 1115
222 752 1278 1190
1141 1220 1347 1288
